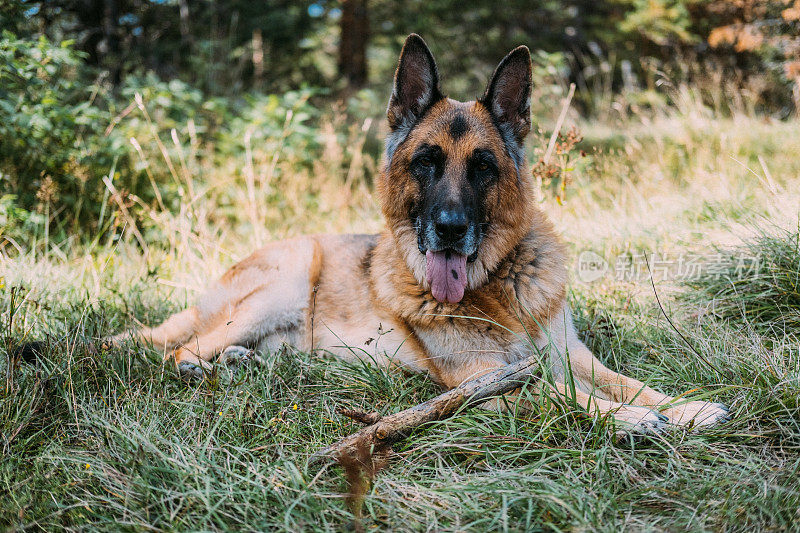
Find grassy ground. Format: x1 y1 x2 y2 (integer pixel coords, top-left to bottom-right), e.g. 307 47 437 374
2 103 800 531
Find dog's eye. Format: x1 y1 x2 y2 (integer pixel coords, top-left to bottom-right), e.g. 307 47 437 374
418 157 433 168
476 162 489 171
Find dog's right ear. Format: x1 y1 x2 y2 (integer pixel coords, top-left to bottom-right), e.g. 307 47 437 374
387 34 443 131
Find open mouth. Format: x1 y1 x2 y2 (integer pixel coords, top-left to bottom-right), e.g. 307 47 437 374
425 249 468 304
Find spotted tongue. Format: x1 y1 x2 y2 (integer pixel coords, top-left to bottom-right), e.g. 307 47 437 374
425 250 468 304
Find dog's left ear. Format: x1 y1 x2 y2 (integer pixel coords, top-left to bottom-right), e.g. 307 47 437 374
481 46 532 144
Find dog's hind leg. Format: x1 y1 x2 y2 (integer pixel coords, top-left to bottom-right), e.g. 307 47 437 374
106 237 321 380
169 241 322 376
106 307 200 352
218 345 265 368
170 304 265 369
169 284 308 377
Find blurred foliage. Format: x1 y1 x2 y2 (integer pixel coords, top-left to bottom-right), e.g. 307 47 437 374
3 1 798 106
2 0 322 93
0 30 330 243
0 32 124 234
0 0 798 243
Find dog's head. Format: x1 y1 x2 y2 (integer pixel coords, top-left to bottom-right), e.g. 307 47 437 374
377 34 537 304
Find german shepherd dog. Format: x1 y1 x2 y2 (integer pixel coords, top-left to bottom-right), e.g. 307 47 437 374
109 35 728 433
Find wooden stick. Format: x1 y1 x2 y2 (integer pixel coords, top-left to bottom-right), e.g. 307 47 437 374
312 355 543 465
337 408 383 425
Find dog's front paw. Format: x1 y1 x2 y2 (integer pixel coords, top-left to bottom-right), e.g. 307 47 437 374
612 405 669 437
663 401 729 428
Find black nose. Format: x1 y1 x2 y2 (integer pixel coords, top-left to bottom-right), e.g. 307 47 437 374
434 209 469 242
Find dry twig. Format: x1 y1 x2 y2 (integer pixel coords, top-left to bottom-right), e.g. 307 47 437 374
313 354 543 466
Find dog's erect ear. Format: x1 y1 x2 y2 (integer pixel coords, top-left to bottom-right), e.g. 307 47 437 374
481 46 532 144
387 34 442 131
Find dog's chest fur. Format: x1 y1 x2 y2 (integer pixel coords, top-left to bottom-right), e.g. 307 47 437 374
365 225 567 383
412 317 532 369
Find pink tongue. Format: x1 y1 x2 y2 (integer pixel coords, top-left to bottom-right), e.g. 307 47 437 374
425 250 468 304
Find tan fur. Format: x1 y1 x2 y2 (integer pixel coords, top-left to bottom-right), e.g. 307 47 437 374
108 37 727 433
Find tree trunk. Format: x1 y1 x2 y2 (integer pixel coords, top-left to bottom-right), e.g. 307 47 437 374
178 0 192 45
103 0 121 85
338 0 369 89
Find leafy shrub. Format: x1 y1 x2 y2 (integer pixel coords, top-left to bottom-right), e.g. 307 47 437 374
0 193 42 249
0 32 125 229
0 32 339 244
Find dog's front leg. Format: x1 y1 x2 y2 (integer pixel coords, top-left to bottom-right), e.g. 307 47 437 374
438 353 668 434
539 304 729 429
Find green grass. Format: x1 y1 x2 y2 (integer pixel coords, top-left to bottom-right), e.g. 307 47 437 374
686 229 800 336
3 104 800 530
2 280 799 531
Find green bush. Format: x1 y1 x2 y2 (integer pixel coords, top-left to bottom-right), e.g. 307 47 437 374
0 32 125 230
0 32 334 243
